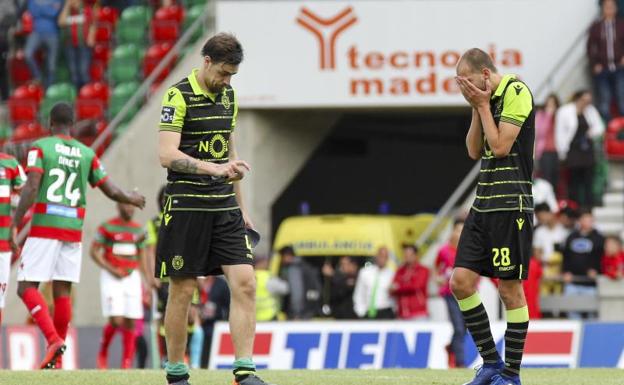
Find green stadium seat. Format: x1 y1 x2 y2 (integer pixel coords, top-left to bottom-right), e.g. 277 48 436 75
116 5 151 44
109 82 140 123
41 83 77 122
110 44 140 83
185 0 205 8
184 5 204 43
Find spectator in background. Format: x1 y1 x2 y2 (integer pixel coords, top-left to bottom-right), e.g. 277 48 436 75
535 94 561 189
533 203 568 294
435 219 466 368
562 209 604 319
587 0 624 121
278 246 322 319
602 235 624 279
322 256 359 319
58 0 95 90
390 245 429 320
255 255 289 322
198 276 230 369
353 246 395 319
533 177 559 213
555 90 605 209
0 0 18 101
558 203 580 238
25 0 63 87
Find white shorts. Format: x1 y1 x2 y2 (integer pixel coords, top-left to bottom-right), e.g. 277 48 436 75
17 237 82 283
0 252 11 308
100 269 143 319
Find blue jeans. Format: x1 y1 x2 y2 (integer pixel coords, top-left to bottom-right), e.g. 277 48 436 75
593 67 624 121
25 31 59 88
564 283 597 320
65 44 92 90
444 294 466 367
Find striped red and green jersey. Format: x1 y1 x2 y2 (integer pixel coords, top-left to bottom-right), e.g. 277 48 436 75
26 135 108 242
94 217 146 275
0 153 26 251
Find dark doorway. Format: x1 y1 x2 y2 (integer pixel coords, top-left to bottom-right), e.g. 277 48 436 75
272 110 475 236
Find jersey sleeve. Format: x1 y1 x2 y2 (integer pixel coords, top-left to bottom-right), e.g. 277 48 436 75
11 159 26 189
26 146 44 174
145 220 158 247
500 82 533 127
159 87 187 133
89 155 108 187
231 88 239 130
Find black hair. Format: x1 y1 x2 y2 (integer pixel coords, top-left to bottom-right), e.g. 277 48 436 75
278 245 295 257
534 203 552 213
49 102 74 128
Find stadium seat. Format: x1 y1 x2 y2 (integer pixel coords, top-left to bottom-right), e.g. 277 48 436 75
90 60 105 82
151 5 185 43
41 83 77 121
116 5 151 44
12 122 45 142
110 44 141 83
109 82 140 123
95 22 113 43
143 42 176 81
8 50 32 87
92 44 112 67
186 0 205 8
183 5 205 43
96 6 119 27
76 82 110 121
79 82 110 105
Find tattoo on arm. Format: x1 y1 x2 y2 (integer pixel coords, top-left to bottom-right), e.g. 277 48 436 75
170 159 198 174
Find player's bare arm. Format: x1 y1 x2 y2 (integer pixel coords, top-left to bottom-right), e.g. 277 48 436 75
457 76 521 158
229 133 254 229
10 171 42 252
159 131 250 178
98 179 146 209
465 108 484 160
137 247 153 288
89 241 125 279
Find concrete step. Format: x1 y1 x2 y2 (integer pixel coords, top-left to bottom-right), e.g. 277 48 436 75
595 221 623 236
593 206 624 222
604 193 624 206
609 179 624 192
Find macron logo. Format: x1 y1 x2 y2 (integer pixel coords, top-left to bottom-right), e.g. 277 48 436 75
296 7 357 70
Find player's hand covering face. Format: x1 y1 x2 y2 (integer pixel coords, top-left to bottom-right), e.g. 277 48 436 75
456 75 492 109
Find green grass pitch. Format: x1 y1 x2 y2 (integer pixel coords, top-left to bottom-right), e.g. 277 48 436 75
0 369 621 385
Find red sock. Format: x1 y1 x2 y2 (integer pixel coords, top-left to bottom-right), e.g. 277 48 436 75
22 288 60 345
100 323 118 354
122 327 136 365
53 297 72 341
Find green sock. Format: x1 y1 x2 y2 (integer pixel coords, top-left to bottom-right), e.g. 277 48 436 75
165 361 189 377
233 357 256 377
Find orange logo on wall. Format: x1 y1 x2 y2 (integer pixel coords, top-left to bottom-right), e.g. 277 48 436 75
296 7 357 70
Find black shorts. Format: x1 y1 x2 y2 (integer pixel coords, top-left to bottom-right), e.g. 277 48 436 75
156 209 253 278
455 209 533 280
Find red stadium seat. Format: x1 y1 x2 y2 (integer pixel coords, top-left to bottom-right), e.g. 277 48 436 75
95 22 113 43
8 51 32 87
143 42 176 81
151 20 179 43
156 5 185 24
76 98 106 120
12 122 45 142
92 44 112 67
8 84 44 125
79 82 110 106
89 60 105 82
96 6 119 27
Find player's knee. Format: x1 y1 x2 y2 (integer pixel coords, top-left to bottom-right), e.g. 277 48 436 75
234 276 256 299
450 273 470 298
498 281 523 306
